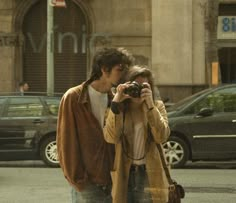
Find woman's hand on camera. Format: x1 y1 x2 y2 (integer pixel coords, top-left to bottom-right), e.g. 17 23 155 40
113 82 131 102
141 83 154 110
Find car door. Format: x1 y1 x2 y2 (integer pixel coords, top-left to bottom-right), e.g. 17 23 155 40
43 97 60 129
183 86 236 160
0 97 48 151
0 97 8 148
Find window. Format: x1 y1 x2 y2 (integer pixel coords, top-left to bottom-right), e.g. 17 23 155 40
218 48 236 83
185 87 236 114
5 97 44 117
219 4 236 16
44 98 60 116
0 98 7 115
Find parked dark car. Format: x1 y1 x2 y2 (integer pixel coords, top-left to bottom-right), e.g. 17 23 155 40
0 93 61 167
164 84 236 168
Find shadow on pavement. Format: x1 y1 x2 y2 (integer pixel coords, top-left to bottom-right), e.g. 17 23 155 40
0 160 236 169
175 161 236 170
0 160 50 168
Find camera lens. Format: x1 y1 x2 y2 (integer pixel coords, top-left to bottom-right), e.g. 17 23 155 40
124 81 142 98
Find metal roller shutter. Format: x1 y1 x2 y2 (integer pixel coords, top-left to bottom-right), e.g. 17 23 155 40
23 0 87 93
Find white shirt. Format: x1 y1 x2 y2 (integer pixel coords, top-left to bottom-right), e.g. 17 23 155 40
132 122 146 165
88 85 108 128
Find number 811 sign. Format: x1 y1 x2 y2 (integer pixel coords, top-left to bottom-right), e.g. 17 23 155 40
217 16 236 39
222 17 236 32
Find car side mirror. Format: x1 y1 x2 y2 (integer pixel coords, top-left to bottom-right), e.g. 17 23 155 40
197 108 213 117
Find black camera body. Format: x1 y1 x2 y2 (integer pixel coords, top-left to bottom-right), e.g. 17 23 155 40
124 81 145 98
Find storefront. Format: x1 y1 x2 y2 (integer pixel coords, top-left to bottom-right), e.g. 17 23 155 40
218 4 236 84
21 0 87 92
3 0 236 102
0 0 151 94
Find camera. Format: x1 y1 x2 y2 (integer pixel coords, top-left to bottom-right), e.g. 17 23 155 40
123 81 145 98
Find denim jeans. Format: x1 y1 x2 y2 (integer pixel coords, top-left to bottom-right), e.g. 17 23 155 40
71 184 112 203
127 165 152 203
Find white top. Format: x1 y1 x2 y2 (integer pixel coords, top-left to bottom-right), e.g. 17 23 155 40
132 122 146 165
88 85 108 128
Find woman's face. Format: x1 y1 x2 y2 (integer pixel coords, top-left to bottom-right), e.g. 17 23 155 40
130 76 149 104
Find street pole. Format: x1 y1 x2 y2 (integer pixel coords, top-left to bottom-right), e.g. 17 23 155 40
47 0 54 96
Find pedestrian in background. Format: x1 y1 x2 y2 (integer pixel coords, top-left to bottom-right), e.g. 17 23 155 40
18 81 29 95
56 47 134 203
103 65 170 203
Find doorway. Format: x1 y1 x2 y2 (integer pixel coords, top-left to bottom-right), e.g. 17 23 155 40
218 48 236 83
22 0 88 93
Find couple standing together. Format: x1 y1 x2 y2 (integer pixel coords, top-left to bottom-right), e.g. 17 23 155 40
57 47 170 203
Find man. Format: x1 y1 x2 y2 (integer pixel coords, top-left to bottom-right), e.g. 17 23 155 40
18 81 29 95
57 47 134 203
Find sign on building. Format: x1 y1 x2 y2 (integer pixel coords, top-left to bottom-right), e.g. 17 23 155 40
217 16 236 39
50 0 66 7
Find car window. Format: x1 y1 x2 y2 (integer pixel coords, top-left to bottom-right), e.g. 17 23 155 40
44 98 60 115
5 97 44 117
185 87 236 114
0 98 7 115
167 88 210 112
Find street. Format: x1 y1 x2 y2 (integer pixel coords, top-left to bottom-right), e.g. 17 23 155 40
0 161 236 203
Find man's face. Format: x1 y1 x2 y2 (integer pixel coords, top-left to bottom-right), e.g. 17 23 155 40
23 83 29 91
104 64 128 87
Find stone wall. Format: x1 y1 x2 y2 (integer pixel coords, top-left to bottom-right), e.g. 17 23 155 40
152 0 193 85
88 0 152 69
152 0 208 102
0 0 15 92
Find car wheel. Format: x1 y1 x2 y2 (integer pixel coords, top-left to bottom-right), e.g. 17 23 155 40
163 136 189 168
39 136 59 167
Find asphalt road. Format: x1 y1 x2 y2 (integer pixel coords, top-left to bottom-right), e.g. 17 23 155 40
0 161 236 203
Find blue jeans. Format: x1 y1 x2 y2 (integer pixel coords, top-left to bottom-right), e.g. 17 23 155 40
71 184 112 203
127 165 152 203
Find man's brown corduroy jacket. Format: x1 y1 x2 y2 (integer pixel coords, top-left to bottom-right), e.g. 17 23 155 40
56 81 114 191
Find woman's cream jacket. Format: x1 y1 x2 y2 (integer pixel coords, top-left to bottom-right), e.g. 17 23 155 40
104 100 171 203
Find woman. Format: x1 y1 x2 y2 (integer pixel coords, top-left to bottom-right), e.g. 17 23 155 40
103 65 170 203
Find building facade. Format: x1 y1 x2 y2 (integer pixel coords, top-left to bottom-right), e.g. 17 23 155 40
0 0 235 102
